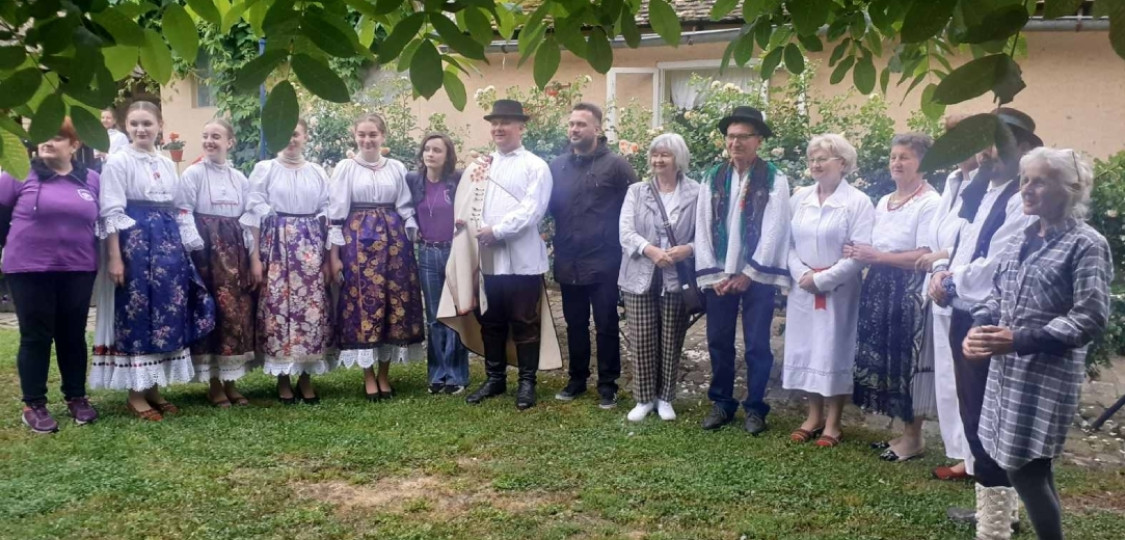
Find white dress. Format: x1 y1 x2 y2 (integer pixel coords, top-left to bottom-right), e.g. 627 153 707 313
89 147 200 391
783 182 875 396
327 158 424 367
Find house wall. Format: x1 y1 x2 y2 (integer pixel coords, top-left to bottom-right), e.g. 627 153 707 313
160 77 217 171
160 30 1125 162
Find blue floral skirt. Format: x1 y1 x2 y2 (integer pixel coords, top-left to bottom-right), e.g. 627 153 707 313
852 265 929 422
90 205 215 391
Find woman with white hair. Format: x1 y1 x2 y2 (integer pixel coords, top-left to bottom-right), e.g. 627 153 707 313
964 147 1112 540
618 133 700 422
784 134 875 446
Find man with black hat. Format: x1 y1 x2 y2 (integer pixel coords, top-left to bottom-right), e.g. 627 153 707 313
929 107 1042 539
463 99 554 410
549 102 637 409
693 106 790 434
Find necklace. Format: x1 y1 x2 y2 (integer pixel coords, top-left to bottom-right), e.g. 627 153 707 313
887 182 926 211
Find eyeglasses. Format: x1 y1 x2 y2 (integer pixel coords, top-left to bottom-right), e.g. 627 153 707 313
725 133 759 142
808 157 841 165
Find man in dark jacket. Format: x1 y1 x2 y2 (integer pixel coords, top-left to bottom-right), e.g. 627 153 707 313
549 102 637 408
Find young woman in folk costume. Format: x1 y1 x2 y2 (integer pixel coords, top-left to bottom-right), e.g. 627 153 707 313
328 113 425 401
89 101 216 421
242 118 335 404
178 118 256 407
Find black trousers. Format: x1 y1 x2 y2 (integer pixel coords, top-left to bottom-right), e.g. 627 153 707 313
476 275 543 347
950 308 1011 488
560 281 621 393
8 272 96 405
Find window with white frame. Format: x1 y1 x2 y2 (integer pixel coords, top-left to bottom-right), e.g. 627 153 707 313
193 52 218 108
606 59 765 132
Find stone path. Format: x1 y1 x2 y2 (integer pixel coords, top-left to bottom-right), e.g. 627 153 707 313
1 291 1121 465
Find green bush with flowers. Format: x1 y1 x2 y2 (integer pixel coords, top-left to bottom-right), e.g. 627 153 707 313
471 76 591 160
1085 151 1125 375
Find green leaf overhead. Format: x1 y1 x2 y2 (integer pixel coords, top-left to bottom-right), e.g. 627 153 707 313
933 54 1025 105
292 54 351 103
922 113 998 171
0 46 26 70
103 45 139 80
430 13 486 61
783 43 804 74
648 0 681 46
378 12 425 64
587 27 613 73
443 69 467 110
262 81 299 154
0 130 30 180
853 53 876 94
710 0 740 21
139 28 174 85
901 0 958 43
534 36 561 88
233 50 288 94
162 4 200 62
959 4 1029 44
70 105 110 152
789 0 831 36
409 39 444 98
0 68 43 110
28 94 66 145
1043 0 1085 19
302 11 359 58
90 7 147 47
186 0 223 25
760 46 784 79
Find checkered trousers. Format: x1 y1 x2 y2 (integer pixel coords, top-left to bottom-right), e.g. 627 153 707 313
623 288 689 403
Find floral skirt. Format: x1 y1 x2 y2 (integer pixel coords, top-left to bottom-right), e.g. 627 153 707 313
189 214 257 382
258 214 335 375
852 265 929 422
336 206 424 368
89 205 216 391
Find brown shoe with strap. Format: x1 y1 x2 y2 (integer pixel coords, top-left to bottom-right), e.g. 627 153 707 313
127 401 163 422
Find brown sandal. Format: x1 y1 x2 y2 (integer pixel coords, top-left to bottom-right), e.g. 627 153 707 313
815 434 842 447
149 401 180 415
789 426 824 443
127 402 163 422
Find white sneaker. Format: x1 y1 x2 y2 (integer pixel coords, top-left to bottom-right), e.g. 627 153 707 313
627 402 655 422
656 399 677 421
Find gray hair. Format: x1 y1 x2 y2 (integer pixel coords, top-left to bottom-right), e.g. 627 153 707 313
649 133 691 176
890 132 934 162
1019 147 1094 220
807 133 858 175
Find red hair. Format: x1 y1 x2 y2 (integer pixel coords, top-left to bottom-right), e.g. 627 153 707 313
58 117 79 145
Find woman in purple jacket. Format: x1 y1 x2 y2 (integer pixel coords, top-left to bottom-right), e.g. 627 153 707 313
0 119 101 434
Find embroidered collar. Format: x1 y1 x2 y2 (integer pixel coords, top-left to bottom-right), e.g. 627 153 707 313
497 145 525 158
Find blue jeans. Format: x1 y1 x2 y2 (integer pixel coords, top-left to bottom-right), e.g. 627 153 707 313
704 282 777 416
418 244 469 386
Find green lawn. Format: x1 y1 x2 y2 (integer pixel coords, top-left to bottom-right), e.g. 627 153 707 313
1 329 1122 540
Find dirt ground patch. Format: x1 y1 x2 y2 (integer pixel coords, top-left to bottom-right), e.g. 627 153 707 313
1067 490 1125 514
294 473 570 516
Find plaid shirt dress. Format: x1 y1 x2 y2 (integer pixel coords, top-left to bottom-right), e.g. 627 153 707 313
971 218 1113 471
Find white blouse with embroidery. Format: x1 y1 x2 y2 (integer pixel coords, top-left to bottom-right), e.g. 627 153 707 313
99 146 192 242
239 159 330 231
178 159 252 250
326 157 416 246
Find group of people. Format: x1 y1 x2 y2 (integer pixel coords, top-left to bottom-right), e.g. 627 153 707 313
1 97 1112 540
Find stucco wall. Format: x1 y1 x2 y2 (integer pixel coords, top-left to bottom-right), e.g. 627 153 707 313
160 76 217 171
160 30 1124 161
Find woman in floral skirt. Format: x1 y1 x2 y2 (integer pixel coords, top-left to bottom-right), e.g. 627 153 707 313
89 101 216 420
242 118 334 404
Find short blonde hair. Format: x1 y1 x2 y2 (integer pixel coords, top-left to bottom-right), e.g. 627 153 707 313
649 133 691 176
807 133 858 175
1019 147 1094 220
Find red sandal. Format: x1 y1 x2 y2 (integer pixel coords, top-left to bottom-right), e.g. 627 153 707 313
815 434 842 447
127 402 163 422
789 426 824 443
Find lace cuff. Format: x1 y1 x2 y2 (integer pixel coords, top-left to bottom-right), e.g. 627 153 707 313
177 213 204 251
328 226 345 247
99 213 136 238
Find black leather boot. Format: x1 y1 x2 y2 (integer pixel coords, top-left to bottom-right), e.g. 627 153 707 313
466 333 507 404
515 342 540 410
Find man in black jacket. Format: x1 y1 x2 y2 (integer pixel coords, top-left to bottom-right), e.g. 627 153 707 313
549 102 637 409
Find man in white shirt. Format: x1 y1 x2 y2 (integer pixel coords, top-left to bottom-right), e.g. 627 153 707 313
929 107 1041 538
693 106 791 434
464 99 554 410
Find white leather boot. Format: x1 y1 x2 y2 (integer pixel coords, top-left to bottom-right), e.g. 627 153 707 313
975 484 1016 540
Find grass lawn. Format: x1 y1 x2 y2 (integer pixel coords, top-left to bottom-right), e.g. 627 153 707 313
1 329 1123 539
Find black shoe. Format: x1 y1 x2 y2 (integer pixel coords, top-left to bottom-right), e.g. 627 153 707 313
946 507 1021 534
465 379 506 404
701 405 734 430
598 389 618 410
555 380 586 401
428 383 444 395
277 380 297 405
516 379 537 410
744 411 767 435
515 343 540 410
443 384 465 395
365 390 382 402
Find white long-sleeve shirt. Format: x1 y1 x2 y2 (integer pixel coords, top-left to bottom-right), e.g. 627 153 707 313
480 146 553 275
239 159 330 230
99 146 189 239
177 159 252 250
326 157 416 246
949 179 1033 309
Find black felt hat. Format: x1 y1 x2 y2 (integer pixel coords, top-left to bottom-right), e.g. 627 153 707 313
994 107 1043 148
718 105 773 138
483 99 530 122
